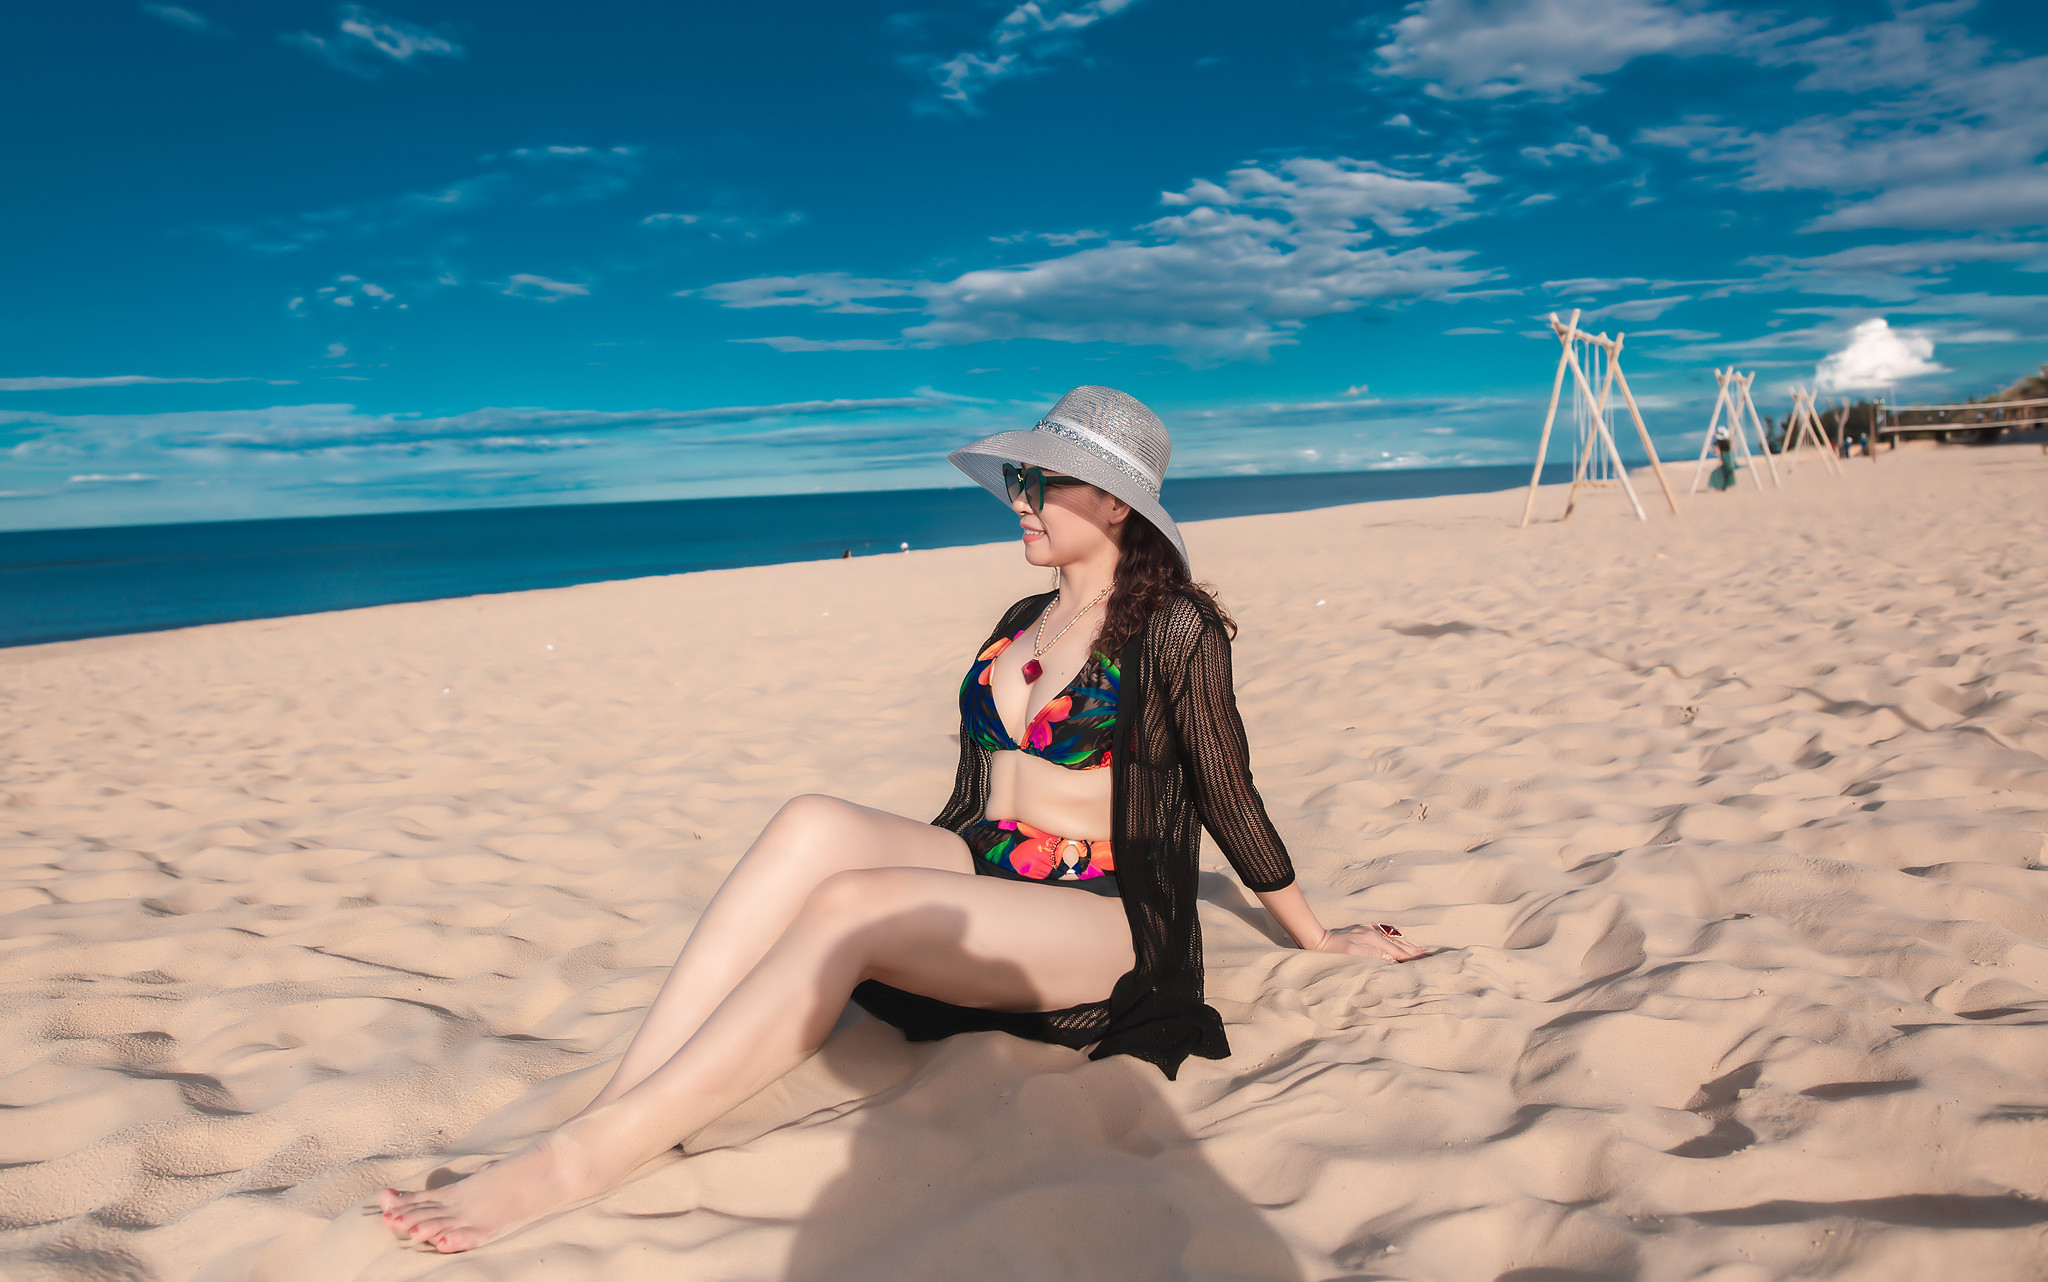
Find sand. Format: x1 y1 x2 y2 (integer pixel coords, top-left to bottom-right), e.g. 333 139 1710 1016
2 441 2044 1281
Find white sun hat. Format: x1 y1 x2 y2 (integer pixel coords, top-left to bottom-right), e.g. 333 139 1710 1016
947 385 1189 574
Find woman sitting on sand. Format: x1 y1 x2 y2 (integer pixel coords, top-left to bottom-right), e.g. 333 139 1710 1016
380 386 1426 1252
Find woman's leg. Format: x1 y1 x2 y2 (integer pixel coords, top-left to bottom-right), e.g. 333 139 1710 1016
580 796 973 1113
382 869 1130 1252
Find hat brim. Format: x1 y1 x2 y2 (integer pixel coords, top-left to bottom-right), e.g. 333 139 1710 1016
948 430 1190 575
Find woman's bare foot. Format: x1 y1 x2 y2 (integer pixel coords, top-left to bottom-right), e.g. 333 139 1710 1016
378 1125 614 1253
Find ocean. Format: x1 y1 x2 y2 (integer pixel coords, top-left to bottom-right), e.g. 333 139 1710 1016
0 464 1569 648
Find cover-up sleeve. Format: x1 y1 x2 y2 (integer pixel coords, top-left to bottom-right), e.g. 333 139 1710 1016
928 721 988 835
1168 606 1298 892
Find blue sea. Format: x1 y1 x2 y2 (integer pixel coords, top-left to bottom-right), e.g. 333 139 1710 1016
0 464 1569 648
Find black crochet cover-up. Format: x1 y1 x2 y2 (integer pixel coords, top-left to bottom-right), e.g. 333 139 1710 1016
852 589 1298 1080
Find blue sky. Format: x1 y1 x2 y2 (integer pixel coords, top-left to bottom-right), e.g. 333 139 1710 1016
2 0 2043 529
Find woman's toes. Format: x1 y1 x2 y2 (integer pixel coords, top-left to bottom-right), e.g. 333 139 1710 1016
405 1204 450 1236
393 1205 441 1236
434 1227 482 1253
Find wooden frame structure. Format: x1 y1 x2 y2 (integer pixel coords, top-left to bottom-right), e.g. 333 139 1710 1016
1687 367 1782 493
1780 386 1843 475
1519 309 1680 527
1877 395 2048 441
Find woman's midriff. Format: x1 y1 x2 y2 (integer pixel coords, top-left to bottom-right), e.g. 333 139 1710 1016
982 748 1112 841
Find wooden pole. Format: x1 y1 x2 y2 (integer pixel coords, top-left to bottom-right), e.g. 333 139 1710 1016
1788 387 1840 475
1734 374 1764 490
1520 309 1577 528
1609 338 1681 517
1727 371 1762 489
1742 375 1782 489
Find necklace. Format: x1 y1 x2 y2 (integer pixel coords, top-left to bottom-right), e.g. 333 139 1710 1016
1023 583 1113 684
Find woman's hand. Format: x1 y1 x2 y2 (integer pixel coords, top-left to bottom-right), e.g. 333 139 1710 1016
1310 922 1428 963
1254 885 1430 963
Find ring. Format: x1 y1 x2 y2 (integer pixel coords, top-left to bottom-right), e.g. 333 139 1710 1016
1375 923 1402 937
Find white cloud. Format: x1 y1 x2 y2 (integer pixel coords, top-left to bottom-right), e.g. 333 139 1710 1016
500 274 589 301
925 0 1141 109
641 209 803 240
989 229 1110 246
0 375 249 391
1578 294 1691 322
324 343 349 359
1374 0 1754 99
694 156 1493 362
141 4 218 33
0 395 990 528
1808 174 2048 234
1736 237 2046 301
1814 318 1947 390
68 473 158 484
1160 156 1487 236
285 5 463 76
1520 126 1621 165
217 146 643 256
312 274 402 309
1543 275 1649 295
732 337 909 352
1 396 960 458
1641 10 2048 232
695 276 920 316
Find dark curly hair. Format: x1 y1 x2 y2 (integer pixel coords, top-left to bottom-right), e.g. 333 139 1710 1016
1093 508 1235 658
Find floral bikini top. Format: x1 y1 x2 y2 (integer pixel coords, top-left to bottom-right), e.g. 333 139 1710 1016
961 630 1120 771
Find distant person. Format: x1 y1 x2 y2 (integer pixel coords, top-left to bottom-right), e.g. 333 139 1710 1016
378 386 1426 1252
1709 423 1738 491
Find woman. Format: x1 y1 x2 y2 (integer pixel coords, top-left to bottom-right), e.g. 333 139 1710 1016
380 385 1426 1253
1709 423 1739 491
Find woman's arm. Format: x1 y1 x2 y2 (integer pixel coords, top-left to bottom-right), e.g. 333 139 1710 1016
1168 608 1299 892
1256 883 1426 962
1168 604 1426 962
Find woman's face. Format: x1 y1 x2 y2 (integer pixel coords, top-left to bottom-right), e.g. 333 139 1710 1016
1012 472 1129 568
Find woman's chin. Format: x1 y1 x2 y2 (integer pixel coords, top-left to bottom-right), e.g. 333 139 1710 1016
1020 541 1054 567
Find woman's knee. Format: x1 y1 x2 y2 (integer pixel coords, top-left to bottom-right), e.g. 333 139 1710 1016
751 793 855 856
800 867 894 922
773 793 853 829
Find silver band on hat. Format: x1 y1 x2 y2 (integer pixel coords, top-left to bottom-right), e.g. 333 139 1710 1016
1036 415 1161 498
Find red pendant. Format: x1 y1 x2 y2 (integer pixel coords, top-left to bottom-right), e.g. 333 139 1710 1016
1021 659 1043 683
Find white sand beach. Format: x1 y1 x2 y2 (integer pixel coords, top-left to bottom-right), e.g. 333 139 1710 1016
2 442 2044 1281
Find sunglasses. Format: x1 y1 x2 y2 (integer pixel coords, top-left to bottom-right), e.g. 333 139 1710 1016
1002 463 1088 513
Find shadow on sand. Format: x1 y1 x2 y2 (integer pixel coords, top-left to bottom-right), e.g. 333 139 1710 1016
779 1019 1305 1282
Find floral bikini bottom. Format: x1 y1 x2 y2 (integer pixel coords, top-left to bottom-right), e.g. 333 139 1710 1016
960 818 1118 899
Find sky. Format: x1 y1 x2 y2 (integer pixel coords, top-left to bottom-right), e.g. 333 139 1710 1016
2 0 2044 530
